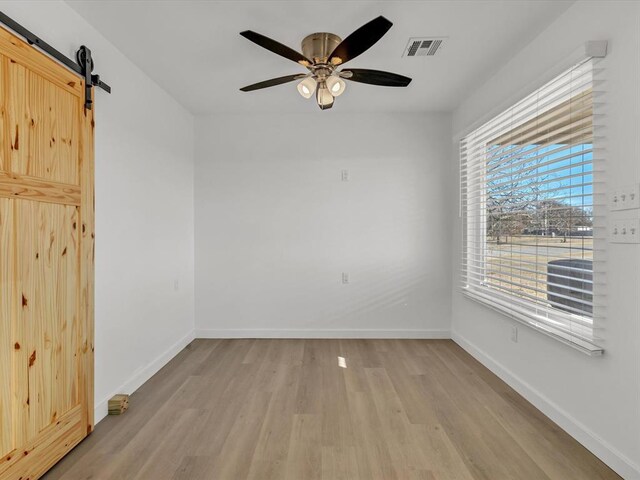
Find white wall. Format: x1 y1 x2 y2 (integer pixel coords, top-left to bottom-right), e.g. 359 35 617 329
195 112 452 338
0 1 196 422
450 1 640 478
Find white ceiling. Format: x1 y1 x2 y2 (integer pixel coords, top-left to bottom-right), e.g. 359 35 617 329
66 0 572 115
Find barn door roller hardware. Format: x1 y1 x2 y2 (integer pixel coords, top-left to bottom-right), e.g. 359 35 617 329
0 11 111 110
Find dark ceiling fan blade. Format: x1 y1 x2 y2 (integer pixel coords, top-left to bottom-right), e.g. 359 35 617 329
240 31 312 67
328 16 393 66
342 69 412 87
240 74 307 92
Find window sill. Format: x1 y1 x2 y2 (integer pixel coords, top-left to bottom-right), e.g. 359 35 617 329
461 286 604 356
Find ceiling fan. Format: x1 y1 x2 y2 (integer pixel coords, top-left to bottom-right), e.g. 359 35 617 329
239 16 412 110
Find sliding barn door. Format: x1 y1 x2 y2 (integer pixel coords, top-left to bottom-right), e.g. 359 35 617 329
0 25 94 480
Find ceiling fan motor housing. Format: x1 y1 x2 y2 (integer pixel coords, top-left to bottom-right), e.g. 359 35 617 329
301 32 342 65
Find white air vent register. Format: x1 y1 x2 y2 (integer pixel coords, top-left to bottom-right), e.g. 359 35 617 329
403 37 446 57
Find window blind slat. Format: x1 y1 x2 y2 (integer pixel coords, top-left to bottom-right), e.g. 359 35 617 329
463 251 606 268
459 67 600 148
462 261 602 285
466 148 595 182
462 139 604 181
460 96 603 156
463 126 602 177
463 192 601 209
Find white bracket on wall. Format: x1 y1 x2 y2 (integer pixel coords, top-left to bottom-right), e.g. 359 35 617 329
585 40 608 58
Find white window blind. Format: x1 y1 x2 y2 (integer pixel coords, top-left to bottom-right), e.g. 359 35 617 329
460 57 605 355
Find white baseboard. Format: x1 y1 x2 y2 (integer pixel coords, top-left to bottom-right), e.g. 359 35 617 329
195 328 450 339
94 329 196 424
451 330 640 480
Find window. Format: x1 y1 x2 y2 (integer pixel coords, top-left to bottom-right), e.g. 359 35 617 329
460 58 604 354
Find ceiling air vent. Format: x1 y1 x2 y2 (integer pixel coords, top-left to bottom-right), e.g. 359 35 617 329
403 37 446 57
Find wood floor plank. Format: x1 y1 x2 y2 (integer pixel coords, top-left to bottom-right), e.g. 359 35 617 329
207 390 272 480
347 390 399 479
133 408 209 480
294 340 324 414
189 363 265 458
285 414 322 480
321 340 356 449
42 339 622 480
246 364 301 480
321 446 360 480
365 368 425 468
339 339 372 393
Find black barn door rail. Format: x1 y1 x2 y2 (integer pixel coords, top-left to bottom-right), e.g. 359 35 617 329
0 11 111 110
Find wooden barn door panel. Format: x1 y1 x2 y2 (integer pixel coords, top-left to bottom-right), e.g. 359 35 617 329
15 201 80 441
0 24 94 480
5 57 80 185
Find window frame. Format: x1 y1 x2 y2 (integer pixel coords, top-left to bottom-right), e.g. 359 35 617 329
459 58 604 356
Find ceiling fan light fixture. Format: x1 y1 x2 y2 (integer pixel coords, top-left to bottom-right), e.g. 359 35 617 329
297 77 317 99
326 75 346 97
316 83 334 110
239 16 412 111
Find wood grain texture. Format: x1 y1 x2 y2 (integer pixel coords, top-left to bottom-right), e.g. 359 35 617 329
0 171 80 206
0 199 14 458
16 200 79 439
42 339 621 480
5 55 80 185
0 29 82 98
0 406 84 480
0 24 93 480
0 56 8 174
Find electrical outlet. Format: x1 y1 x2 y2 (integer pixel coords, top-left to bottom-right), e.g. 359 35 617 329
342 272 350 284
341 169 350 182
510 325 518 343
611 184 640 211
174 279 180 291
610 219 640 243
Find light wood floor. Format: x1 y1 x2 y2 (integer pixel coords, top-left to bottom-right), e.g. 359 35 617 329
43 339 620 480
